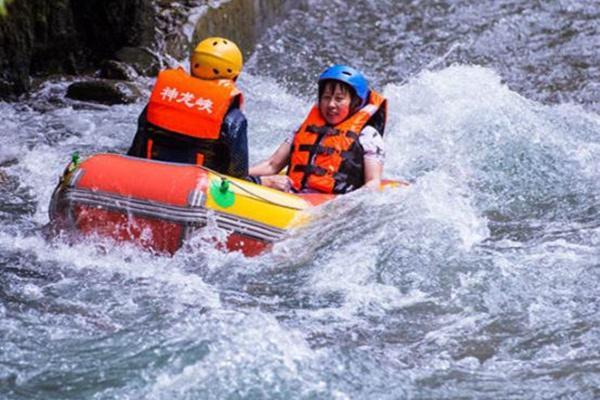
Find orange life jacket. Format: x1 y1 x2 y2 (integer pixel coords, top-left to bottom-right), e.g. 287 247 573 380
288 91 387 194
145 68 243 165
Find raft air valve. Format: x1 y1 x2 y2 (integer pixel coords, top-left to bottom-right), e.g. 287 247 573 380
60 152 81 183
210 177 235 208
68 152 80 173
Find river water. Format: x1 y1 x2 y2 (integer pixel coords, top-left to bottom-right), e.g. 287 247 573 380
1 0 599 399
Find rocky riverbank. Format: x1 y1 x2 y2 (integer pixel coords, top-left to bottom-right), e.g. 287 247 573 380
0 0 304 103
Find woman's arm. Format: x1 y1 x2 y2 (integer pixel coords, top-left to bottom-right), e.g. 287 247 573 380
363 158 383 190
249 142 293 191
249 142 292 176
359 125 385 190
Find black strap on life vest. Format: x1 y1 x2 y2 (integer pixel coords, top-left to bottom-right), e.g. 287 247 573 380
293 164 327 176
293 164 352 183
297 144 335 156
305 125 359 140
306 125 340 136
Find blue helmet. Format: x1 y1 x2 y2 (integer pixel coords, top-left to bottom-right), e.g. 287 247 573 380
318 64 369 107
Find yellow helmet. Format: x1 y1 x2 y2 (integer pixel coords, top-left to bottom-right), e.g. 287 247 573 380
190 37 243 80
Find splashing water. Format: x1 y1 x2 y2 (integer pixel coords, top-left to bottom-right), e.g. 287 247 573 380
1 1 600 399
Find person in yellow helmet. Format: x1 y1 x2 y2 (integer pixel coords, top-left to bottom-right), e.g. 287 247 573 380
127 37 256 180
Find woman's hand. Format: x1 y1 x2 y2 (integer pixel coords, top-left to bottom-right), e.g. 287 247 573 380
363 178 382 190
259 175 293 192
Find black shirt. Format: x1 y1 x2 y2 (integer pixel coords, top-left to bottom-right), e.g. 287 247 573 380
127 106 249 178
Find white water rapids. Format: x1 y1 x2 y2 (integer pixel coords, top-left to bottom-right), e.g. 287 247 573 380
1 0 599 398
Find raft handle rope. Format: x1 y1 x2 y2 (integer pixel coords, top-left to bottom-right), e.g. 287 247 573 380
200 167 307 211
66 153 308 212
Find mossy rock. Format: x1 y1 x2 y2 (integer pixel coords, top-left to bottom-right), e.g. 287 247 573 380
100 60 139 81
115 46 162 77
66 79 141 105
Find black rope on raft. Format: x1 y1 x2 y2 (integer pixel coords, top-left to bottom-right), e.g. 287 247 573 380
197 165 307 211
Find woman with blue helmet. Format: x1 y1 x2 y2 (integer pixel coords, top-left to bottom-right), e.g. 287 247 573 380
250 64 387 193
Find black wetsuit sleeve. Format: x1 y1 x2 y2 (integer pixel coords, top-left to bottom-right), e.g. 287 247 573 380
127 106 149 157
220 108 249 178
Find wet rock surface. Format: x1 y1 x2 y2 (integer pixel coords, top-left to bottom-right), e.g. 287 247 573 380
114 46 162 77
99 60 139 81
66 80 142 105
0 0 303 101
0 0 156 98
190 0 304 60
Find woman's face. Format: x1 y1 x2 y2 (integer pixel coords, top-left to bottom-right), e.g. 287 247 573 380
319 83 352 125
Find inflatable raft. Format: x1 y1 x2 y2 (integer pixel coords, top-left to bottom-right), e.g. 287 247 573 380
49 154 334 256
49 154 405 256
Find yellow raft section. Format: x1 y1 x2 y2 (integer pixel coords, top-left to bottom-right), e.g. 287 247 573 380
204 172 313 230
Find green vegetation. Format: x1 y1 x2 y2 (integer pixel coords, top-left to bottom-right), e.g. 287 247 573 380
0 0 13 18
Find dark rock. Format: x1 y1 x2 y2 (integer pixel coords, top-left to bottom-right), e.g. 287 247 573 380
1 0 305 100
71 0 157 60
28 1 84 76
66 79 141 105
0 0 156 99
115 46 162 76
0 0 93 96
0 0 36 96
100 60 139 81
0 78 18 100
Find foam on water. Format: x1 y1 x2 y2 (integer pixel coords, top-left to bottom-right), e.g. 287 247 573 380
385 65 600 229
1 60 599 398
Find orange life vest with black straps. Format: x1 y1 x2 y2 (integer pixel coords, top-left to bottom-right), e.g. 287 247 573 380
288 91 387 194
145 68 243 165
